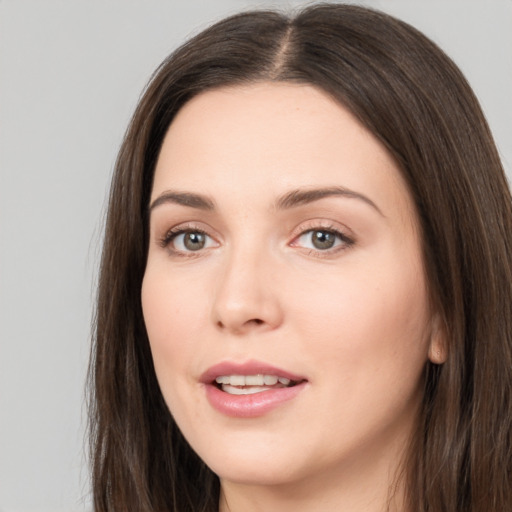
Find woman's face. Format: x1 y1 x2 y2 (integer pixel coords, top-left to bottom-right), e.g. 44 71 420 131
142 83 441 491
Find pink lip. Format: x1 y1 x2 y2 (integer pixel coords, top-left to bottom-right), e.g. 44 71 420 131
200 360 305 384
200 360 308 418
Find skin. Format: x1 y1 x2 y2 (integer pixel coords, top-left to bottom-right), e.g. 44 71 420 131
142 82 445 512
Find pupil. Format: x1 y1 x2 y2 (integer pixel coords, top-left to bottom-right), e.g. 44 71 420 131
184 232 205 250
312 230 335 250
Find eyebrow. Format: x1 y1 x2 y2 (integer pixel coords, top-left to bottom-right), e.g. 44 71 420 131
275 186 383 216
149 186 383 216
149 191 215 211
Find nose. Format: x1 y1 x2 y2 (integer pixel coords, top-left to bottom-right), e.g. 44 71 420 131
212 246 284 335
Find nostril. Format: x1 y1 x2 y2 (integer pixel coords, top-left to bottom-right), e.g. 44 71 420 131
215 317 268 333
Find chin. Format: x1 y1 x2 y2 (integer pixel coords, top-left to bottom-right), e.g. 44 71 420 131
191 433 309 486
211 459 302 487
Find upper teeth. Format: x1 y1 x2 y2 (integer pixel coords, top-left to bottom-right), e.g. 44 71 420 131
215 374 291 386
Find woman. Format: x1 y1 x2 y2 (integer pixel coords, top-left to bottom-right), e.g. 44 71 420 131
89 4 512 511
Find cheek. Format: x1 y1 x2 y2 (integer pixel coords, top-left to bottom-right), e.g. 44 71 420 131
141 267 218 439
141 269 206 392
286 252 431 374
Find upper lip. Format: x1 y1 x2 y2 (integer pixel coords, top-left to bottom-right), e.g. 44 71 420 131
200 359 307 384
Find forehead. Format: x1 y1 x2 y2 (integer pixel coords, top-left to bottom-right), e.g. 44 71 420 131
158 82 376 172
152 82 415 222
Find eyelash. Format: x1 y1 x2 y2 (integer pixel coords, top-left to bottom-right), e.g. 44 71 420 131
289 223 355 257
159 224 213 253
158 222 355 258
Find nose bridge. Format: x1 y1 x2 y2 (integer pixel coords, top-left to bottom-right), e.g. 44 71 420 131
212 235 282 333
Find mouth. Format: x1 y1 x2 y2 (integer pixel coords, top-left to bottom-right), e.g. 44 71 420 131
200 360 308 416
214 374 302 395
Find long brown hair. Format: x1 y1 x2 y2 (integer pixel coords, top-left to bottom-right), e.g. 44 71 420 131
89 4 512 511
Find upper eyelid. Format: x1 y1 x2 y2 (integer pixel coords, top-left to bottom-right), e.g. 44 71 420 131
289 218 354 239
161 221 216 236
291 228 354 248
158 222 217 247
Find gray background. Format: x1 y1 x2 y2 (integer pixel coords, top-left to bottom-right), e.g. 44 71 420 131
1 1 510 511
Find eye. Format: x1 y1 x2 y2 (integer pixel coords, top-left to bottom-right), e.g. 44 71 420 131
162 228 218 254
292 228 353 252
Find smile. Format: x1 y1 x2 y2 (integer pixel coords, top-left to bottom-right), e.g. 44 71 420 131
215 374 296 395
201 362 308 417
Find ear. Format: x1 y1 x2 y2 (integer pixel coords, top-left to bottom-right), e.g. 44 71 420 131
428 314 447 364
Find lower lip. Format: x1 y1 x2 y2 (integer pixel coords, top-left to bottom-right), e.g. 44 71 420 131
204 382 307 418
